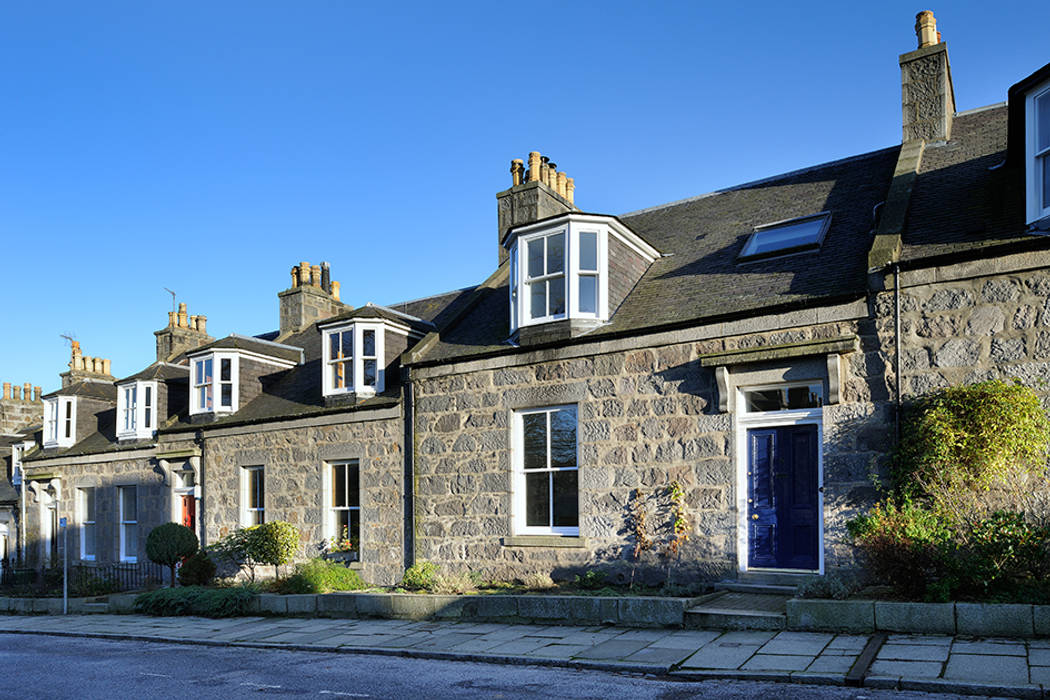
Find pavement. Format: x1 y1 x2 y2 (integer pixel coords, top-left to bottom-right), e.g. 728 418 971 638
0 613 1047 698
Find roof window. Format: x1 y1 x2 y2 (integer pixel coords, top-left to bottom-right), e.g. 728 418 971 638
739 212 831 261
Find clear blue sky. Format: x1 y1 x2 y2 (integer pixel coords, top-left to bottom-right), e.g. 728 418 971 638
2 2 1048 391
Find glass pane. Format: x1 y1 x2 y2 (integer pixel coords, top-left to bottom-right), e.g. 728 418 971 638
579 275 597 314
363 360 377 386
84 489 95 518
204 358 213 382
525 472 551 527
221 383 232 407
333 360 346 389
527 238 544 278
744 216 827 257
547 233 565 274
579 231 598 271
144 407 151 428
348 510 360 560
122 488 137 520
549 278 565 315
330 332 341 360
220 358 231 382
1043 155 1050 209
522 413 547 470
250 510 264 526
362 330 375 357
552 470 579 527
550 408 576 467
744 384 823 412
341 331 353 358
195 361 203 385
336 510 349 543
348 463 360 507
124 524 137 557
333 465 347 508
251 469 264 508
1038 91 1050 152
529 281 546 319
144 386 152 407
84 523 96 557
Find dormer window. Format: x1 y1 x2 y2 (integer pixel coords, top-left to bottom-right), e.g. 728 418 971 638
739 212 831 261
322 323 385 396
117 381 158 440
1027 78 1050 225
43 396 76 448
190 353 238 415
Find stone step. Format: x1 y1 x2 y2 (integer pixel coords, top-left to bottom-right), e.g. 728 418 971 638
737 570 819 588
685 591 790 631
716 581 798 596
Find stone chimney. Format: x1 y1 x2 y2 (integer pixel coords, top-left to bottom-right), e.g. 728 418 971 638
278 260 348 335
60 340 116 387
0 379 43 435
154 302 213 362
900 10 955 143
496 151 576 265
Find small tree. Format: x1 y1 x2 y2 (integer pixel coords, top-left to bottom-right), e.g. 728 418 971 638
250 521 300 579
212 528 260 582
145 523 199 587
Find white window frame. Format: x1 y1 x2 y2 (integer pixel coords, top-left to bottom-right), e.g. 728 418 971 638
733 382 825 576
116 380 158 440
1027 77 1050 225
118 486 138 563
241 465 265 526
189 352 239 415
78 487 96 561
511 404 580 536
324 460 361 560
321 323 386 397
43 397 76 448
509 220 612 332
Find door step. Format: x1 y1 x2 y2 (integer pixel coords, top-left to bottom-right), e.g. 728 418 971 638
715 581 797 596
685 591 788 630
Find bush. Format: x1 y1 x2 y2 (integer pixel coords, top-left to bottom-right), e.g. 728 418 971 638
955 511 1050 598
573 569 607 590
401 560 438 591
211 529 257 581
252 521 300 579
274 559 366 594
431 572 476 595
134 585 255 618
146 523 200 586
796 572 862 600
178 550 217 587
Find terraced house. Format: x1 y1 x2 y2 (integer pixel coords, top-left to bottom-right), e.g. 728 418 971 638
9 12 1050 588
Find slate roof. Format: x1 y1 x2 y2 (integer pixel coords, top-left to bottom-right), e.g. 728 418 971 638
187 334 304 364
116 362 189 384
413 146 901 364
42 380 117 402
318 303 436 333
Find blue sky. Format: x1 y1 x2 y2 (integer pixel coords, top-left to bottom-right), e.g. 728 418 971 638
2 2 1049 390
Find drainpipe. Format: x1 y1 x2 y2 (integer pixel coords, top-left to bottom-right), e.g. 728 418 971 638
402 371 416 573
195 430 206 548
893 263 903 444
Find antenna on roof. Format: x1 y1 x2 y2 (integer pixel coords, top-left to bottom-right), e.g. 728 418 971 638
59 333 76 346
163 288 177 312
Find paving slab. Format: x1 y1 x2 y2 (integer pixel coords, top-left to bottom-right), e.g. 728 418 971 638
806 655 857 674
573 639 650 660
876 643 950 662
943 653 1030 684
867 660 943 678
950 639 1027 656
1029 648 1050 665
646 630 721 649
526 643 592 659
714 630 777 645
679 643 761 670
825 634 869 650
407 632 481 650
742 654 813 672
622 646 692 665
758 631 832 656
1029 666 1050 684
886 634 952 645
486 638 550 655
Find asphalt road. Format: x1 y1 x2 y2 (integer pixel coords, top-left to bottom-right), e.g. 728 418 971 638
0 633 982 700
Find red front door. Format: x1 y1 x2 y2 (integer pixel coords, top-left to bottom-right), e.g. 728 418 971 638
181 495 195 530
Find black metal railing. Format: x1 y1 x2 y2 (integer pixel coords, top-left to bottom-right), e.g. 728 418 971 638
0 561 166 596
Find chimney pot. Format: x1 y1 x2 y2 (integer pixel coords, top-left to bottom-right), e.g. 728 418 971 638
321 261 331 293
34 386 41 402
2 382 10 400
510 159 524 186
527 152 541 182
196 315 207 333
331 280 341 302
168 311 176 327
11 386 20 401
546 162 557 188
103 359 111 375
291 266 300 288
178 306 188 328
310 264 322 288
298 262 311 287
566 177 575 206
557 171 567 198
915 10 938 48
23 382 31 399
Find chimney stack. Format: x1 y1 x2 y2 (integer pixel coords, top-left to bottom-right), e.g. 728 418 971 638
61 342 115 387
900 10 955 143
278 260 348 335
496 150 577 265
154 301 213 362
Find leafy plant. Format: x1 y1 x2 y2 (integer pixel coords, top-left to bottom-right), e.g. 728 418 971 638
795 572 861 600
252 521 300 579
274 558 366 594
327 526 358 554
573 569 607 590
431 572 476 595
145 523 200 586
134 585 255 618
401 560 439 591
178 550 217 587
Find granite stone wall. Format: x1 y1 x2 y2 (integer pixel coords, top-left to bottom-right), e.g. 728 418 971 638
200 414 404 585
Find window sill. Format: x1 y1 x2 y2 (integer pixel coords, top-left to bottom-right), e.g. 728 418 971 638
501 535 587 548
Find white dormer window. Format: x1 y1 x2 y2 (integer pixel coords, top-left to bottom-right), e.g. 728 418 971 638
1027 77 1050 225
190 353 238 415
322 323 385 397
43 396 76 448
117 381 158 440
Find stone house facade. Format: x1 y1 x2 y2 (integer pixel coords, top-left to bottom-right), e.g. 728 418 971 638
12 12 1050 587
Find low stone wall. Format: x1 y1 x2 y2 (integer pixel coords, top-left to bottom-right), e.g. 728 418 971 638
788 599 1050 637
250 592 698 628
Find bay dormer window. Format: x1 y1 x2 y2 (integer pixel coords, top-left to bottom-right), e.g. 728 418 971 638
506 213 659 334
116 381 158 440
1027 77 1050 226
322 322 386 397
190 352 238 415
43 396 76 448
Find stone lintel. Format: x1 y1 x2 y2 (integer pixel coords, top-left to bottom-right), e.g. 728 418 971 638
501 535 588 548
699 336 858 368
155 448 201 460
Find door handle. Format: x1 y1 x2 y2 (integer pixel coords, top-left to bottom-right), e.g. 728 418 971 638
751 514 759 520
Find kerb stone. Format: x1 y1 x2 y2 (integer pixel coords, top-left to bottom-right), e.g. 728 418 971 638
618 597 685 628
787 599 874 633
390 593 442 620
874 601 955 634
517 595 573 623
354 593 394 618
1033 605 1050 636
955 603 1033 637
317 592 357 618
284 594 318 615
474 595 519 620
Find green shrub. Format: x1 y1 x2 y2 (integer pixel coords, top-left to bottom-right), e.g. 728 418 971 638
274 559 366 594
573 569 607 590
178 550 217 587
134 585 255 618
431 571 476 595
145 523 200 586
795 572 861 600
251 521 300 579
401 560 438 591
956 511 1050 597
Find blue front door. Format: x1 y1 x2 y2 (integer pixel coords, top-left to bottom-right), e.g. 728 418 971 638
747 424 820 570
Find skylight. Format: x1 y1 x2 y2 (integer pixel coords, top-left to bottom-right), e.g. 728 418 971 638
739 212 831 260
